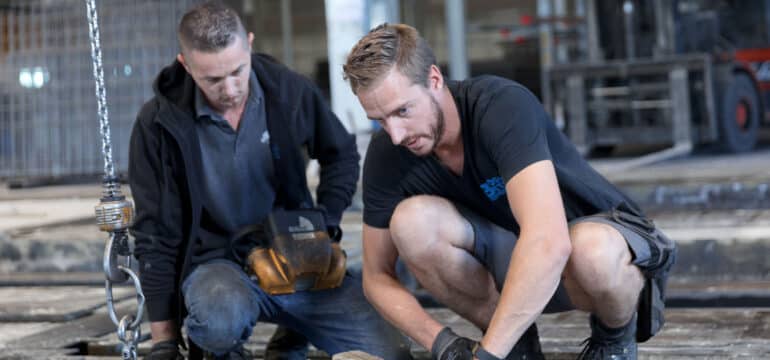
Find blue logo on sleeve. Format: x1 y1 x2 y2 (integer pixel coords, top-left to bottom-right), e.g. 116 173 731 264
480 176 506 201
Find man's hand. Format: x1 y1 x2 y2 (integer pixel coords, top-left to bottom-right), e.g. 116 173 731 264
431 327 475 360
145 339 183 360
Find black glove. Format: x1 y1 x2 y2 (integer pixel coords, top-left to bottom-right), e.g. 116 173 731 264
145 339 183 360
473 343 504 360
431 327 475 360
327 225 343 242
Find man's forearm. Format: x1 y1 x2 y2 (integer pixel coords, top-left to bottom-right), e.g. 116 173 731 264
481 234 571 357
150 320 179 343
363 270 444 349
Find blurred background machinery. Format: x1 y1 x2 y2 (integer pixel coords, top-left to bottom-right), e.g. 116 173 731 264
540 0 770 156
1 0 770 185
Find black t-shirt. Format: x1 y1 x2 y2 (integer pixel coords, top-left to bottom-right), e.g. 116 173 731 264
362 75 638 234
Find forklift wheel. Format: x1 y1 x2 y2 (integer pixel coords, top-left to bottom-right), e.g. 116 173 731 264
719 73 760 153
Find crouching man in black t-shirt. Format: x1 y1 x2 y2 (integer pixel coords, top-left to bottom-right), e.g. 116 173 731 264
341 23 677 360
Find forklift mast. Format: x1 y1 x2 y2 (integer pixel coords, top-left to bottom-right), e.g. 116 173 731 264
543 0 770 158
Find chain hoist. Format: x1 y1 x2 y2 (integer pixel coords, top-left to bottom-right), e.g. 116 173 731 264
84 0 143 358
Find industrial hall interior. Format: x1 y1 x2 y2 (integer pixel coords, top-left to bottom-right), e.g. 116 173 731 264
0 0 768 359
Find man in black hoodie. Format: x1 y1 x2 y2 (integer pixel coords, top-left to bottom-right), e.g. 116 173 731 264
129 2 409 359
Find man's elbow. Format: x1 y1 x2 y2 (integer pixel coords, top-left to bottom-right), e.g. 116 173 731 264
361 266 395 304
361 267 378 303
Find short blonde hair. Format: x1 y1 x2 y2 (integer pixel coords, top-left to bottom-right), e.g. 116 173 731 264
343 23 437 94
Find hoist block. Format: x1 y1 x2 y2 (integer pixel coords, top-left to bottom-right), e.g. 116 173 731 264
96 198 134 232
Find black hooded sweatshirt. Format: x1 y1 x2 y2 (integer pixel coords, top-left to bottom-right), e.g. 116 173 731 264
128 54 360 322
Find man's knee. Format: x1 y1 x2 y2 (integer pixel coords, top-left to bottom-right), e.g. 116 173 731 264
389 195 469 262
185 289 256 354
567 222 632 290
184 263 257 354
184 263 251 303
186 316 252 355
390 195 444 234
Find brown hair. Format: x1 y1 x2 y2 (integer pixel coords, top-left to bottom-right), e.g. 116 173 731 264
343 23 437 94
178 1 247 54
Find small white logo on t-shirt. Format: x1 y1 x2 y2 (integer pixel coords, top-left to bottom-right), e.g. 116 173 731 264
261 131 270 144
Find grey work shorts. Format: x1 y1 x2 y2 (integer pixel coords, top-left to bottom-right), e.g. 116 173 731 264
459 203 676 325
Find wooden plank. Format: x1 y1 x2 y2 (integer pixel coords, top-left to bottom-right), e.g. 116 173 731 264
0 286 132 322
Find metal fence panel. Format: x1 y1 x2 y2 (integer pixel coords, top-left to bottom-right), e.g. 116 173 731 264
0 0 200 181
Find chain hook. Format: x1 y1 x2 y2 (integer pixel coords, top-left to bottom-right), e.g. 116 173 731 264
104 232 131 283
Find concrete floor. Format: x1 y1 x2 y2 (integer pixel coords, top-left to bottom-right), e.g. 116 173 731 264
1 148 770 358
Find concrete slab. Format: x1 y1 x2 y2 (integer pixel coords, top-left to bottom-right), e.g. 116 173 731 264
0 222 105 273
592 149 770 186
0 272 104 286
2 207 769 279
423 308 770 359
0 183 117 201
0 322 58 344
0 286 132 322
654 209 770 240
0 348 79 359
662 225 770 243
58 307 770 359
0 198 99 233
0 150 766 229
332 351 382 359
4 297 143 353
85 321 151 356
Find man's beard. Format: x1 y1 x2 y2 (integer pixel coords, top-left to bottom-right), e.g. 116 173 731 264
427 94 445 154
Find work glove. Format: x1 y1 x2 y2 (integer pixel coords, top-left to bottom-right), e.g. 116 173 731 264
431 327 475 360
473 343 504 360
327 225 343 242
144 339 183 360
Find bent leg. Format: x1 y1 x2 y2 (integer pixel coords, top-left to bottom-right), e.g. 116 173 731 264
388 195 499 330
182 260 267 356
562 221 645 328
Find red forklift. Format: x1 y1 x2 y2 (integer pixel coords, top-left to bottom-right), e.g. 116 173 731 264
543 0 770 156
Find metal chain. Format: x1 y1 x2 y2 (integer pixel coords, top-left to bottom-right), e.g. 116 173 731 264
118 315 140 360
85 0 114 180
85 1 142 359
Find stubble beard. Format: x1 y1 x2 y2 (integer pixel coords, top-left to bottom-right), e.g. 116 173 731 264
428 94 446 154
